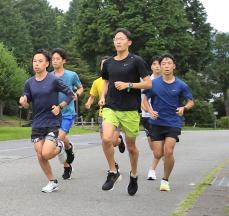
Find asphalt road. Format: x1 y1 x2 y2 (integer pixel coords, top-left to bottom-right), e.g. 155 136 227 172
0 130 228 216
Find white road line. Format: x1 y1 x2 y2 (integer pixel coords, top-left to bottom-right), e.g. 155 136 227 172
0 146 32 152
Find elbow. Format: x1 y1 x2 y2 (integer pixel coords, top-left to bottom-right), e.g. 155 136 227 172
146 81 152 89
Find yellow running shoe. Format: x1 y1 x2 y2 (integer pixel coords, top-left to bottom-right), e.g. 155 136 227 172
160 180 170 191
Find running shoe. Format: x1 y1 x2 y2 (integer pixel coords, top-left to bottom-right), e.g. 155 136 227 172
62 164 73 180
102 171 121 191
127 172 138 196
147 169 157 180
57 140 67 164
160 180 170 191
66 143 75 164
118 135 125 153
42 180 59 193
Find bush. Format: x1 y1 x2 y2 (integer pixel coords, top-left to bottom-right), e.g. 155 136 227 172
184 100 215 127
217 116 229 129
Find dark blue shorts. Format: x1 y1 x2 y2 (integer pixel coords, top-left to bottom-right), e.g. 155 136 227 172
148 125 181 142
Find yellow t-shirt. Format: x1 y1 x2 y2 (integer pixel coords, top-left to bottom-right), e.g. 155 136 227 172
90 77 104 116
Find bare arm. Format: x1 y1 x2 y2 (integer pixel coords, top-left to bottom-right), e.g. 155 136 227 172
98 80 109 106
176 99 194 116
114 75 152 91
142 95 159 119
85 95 95 109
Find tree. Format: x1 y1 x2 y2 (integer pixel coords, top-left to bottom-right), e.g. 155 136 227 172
15 0 60 51
72 0 195 72
0 0 32 65
208 33 229 115
183 0 213 72
0 43 28 117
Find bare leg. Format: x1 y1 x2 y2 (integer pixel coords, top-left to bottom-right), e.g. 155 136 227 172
102 122 116 172
125 136 138 176
163 137 176 180
34 140 58 180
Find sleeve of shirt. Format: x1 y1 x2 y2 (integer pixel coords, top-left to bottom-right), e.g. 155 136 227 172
23 80 32 103
181 82 193 100
55 78 74 104
73 73 82 88
135 56 151 79
101 61 109 80
90 80 98 97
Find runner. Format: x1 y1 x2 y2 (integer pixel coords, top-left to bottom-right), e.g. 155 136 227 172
143 53 194 191
99 28 151 196
51 48 83 180
141 55 162 180
19 49 74 192
85 56 125 161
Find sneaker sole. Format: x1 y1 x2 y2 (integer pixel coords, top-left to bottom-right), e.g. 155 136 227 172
147 177 157 180
42 186 59 193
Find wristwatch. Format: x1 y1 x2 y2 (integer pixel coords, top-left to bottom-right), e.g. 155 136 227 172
128 82 133 88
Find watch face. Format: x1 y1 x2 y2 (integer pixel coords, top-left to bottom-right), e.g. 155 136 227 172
129 83 133 88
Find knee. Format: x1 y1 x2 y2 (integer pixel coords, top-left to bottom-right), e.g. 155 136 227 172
154 151 163 160
102 136 113 145
41 151 53 160
164 148 173 157
127 145 138 155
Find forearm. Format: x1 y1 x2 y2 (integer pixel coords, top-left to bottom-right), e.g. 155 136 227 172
76 86 84 96
184 100 194 110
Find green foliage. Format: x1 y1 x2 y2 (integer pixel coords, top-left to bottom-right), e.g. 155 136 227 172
184 100 215 127
0 43 28 99
0 0 32 65
217 116 229 129
15 0 60 51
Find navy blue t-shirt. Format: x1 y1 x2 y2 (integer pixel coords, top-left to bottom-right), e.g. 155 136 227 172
23 73 74 129
144 76 193 128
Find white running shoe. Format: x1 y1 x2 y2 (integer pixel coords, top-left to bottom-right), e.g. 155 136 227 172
42 180 59 193
57 140 67 164
147 169 157 180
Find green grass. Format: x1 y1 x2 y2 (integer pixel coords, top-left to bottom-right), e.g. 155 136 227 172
171 159 229 216
0 126 97 141
225 205 229 216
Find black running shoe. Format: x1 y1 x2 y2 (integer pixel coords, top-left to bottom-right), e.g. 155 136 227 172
62 164 73 180
128 172 138 196
118 135 125 153
102 171 121 191
65 143 75 164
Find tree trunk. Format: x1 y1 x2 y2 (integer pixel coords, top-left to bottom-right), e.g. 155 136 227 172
223 89 229 116
0 100 5 118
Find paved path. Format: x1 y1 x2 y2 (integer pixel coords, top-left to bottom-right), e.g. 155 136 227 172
0 130 228 216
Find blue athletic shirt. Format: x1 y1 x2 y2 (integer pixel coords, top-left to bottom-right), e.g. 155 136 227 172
144 76 193 128
52 69 82 116
23 73 74 129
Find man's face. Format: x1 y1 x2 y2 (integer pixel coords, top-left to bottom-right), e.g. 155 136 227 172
160 57 176 76
113 32 132 52
151 60 161 76
51 53 65 70
33 54 49 73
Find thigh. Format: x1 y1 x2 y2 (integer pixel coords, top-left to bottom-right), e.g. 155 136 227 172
34 139 45 155
164 137 177 154
118 111 140 138
102 122 117 140
165 127 181 142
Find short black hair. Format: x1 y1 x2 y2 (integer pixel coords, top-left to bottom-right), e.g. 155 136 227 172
113 28 132 40
32 48 51 66
149 55 161 66
159 53 176 64
51 48 67 60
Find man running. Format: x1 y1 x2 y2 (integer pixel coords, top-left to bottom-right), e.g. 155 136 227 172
141 55 162 180
19 49 74 192
85 56 125 160
51 48 83 180
99 28 151 196
143 53 194 191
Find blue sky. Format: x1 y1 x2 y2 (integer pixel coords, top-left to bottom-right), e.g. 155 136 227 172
47 0 229 33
